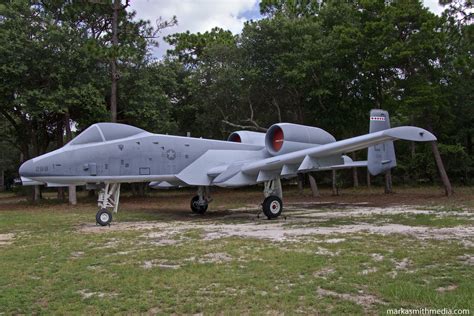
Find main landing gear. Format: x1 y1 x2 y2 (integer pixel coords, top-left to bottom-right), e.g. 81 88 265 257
96 183 121 226
262 178 283 219
190 186 212 214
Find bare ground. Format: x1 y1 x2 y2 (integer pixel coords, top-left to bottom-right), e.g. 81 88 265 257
77 202 474 245
0 187 473 314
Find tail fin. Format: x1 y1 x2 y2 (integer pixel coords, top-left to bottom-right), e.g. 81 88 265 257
368 109 397 175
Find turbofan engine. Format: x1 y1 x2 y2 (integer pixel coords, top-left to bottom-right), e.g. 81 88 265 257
228 131 266 147
265 123 336 156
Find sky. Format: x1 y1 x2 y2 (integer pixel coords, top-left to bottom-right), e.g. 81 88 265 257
128 0 446 58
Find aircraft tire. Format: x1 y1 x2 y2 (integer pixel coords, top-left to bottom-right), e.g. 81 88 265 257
262 196 283 219
190 195 208 214
96 208 112 226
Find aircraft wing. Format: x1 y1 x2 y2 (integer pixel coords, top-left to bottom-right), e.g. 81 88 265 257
208 126 435 187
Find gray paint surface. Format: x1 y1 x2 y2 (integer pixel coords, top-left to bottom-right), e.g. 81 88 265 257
19 114 436 188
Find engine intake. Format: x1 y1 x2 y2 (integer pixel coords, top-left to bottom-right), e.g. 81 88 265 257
228 131 266 146
265 123 336 156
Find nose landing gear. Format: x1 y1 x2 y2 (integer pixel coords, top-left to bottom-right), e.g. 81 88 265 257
96 183 121 226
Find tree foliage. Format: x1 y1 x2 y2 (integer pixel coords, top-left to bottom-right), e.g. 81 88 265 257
0 0 472 186
162 0 473 184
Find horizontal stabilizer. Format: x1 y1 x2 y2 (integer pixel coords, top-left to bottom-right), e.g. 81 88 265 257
318 160 368 171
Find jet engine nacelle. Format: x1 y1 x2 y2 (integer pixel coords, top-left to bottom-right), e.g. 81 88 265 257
228 131 266 147
265 123 336 156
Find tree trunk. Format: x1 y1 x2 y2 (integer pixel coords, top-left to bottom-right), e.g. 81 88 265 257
384 169 393 194
332 170 338 196
57 188 65 200
431 141 453 196
64 113 77 204
56 118 65 200
137 183 144 196
0 169 3 191
68 185 77 205
410 116 416 159
308 173 319 198
132 183 146 197
110 0 120 122
351 152 359 188
297 173 304 195
64 113 72 140
33 185 41 202
466 131 472 155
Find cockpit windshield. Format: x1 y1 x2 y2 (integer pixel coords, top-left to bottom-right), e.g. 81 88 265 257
69 125 103 145
68 123 146 146
98 123 146 141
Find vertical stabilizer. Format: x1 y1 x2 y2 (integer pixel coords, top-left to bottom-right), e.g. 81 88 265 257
368 109 397 175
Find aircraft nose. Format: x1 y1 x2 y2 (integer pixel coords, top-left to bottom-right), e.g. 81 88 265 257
19 159 35 177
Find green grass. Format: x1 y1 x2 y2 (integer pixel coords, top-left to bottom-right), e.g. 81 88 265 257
0 187 473 314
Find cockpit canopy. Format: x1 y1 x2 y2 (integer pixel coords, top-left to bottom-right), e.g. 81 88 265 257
68 123 146 146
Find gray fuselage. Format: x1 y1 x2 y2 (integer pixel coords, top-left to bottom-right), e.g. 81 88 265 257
19 131 265 185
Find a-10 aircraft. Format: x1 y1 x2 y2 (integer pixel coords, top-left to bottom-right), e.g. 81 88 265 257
19 110 436 226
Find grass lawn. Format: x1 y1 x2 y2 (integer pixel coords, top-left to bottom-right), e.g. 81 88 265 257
0 186 473 314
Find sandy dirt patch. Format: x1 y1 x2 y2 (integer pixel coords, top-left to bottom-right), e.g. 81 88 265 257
316 287 386 311
0 233 15 245
141 260 181 270
436 284 458 293
315 247 340 257
198 252 232 264
457 254 474 266
77 204 474 244
313 267 335 279
77 289 117 299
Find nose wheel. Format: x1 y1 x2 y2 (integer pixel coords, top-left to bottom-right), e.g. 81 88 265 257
96 183 121 226
96 208 112 226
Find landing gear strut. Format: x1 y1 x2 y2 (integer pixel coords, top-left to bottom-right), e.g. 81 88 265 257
96 183 121 226
191 186 211 214
262 178 283 219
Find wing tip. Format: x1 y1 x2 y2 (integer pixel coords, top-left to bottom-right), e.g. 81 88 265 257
384 126 437 142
